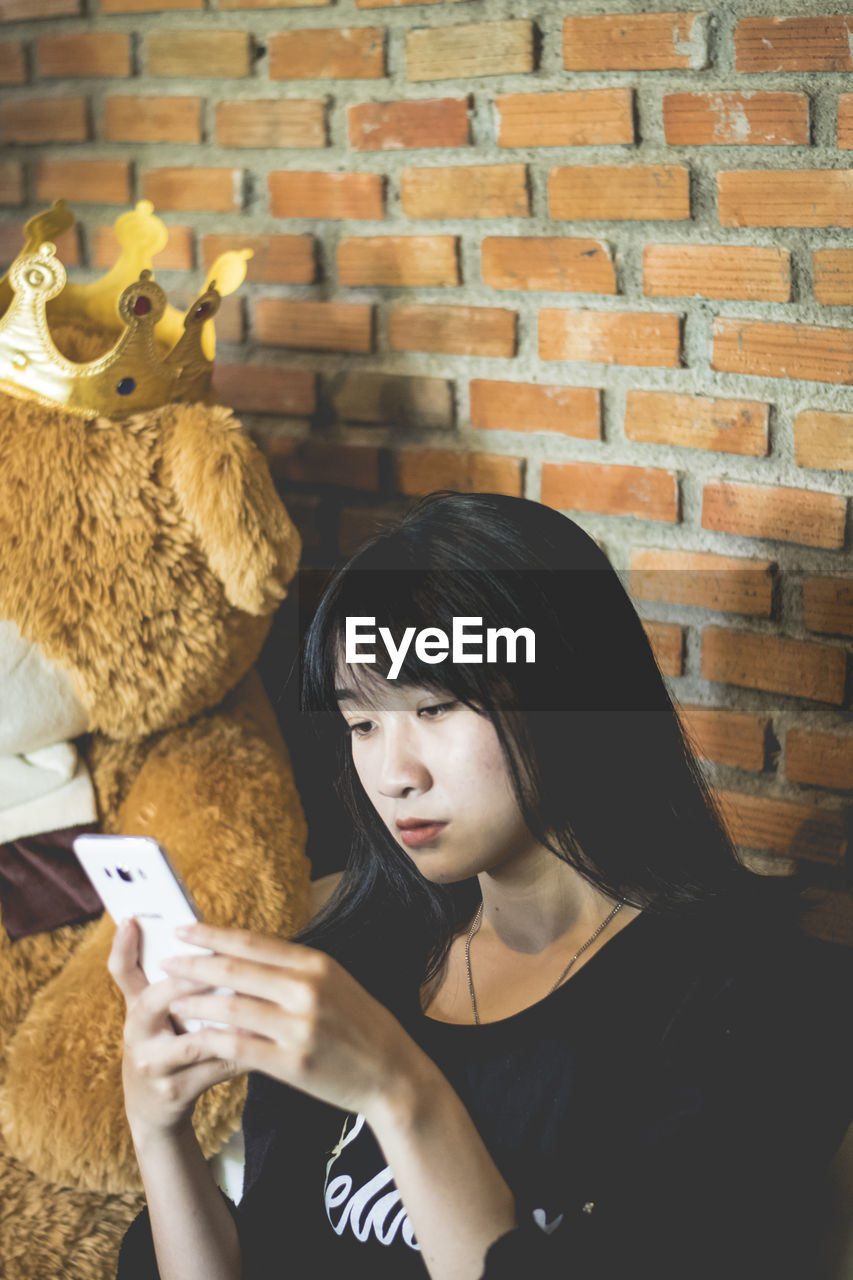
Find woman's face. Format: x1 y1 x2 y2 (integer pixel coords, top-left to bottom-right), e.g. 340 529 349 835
335 673 541 884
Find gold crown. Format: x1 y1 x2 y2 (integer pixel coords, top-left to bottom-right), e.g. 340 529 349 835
0 200 252 418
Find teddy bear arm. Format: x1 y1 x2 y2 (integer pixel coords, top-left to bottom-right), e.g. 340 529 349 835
2 714 311 1191
0 911 145 1191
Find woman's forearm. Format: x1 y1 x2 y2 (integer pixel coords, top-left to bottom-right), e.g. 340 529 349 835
131 1121 241 1280
368 1056 518 1280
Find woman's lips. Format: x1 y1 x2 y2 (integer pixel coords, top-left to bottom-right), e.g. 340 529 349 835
396 821 447 848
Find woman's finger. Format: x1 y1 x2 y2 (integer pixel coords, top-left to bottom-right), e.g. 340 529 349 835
161 952 320 1014
124 972 216 1043
171 1026 280 1081
159 947 327 1003
169 990 300 1042
164 1057 245 1098
130 1018 239 1079
173 923 324 973
107 918 149 1002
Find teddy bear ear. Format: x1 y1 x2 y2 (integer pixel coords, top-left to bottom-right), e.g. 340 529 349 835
160 403 301 615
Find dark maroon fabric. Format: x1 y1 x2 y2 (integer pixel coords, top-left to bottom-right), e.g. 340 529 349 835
0 822 104 940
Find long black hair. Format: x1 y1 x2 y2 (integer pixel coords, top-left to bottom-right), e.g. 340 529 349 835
296 491 754 1011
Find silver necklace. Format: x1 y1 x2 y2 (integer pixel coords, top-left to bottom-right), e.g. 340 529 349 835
464 899 624 1026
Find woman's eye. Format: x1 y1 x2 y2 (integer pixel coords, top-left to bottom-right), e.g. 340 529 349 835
418 701 458 720
347 720 374 738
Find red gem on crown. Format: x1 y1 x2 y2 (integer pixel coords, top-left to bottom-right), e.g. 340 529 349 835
133 295 151 316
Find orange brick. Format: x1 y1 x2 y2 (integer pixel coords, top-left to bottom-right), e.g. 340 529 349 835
144 168 242 214
0 161 23 204
212 364 316 417
702 626 846 707
146 30 251 78
563 13 707 71
803 576 853 638
0 219 79 266
268 28 385 80
719 170 853 227
394 449 523 498
813 249 853 304
255 299 372 353
786 728 853 790
203 233 315 285
102 0 202 10
406 21 535 82
643 244 790 302
338 504 405 557
497 89 634 148
338 235 458 287
93 222 193 271
540 310 681 368
794 410 853 472
735 16 853 73
629 546 773 615
35 159 129 205
701 481 846 550
349 98 469 151
713 316 853 385
216 100 325 149
401 165 528 219
678 704 768 772
470 381 600 439
390 304 516 358
839 95 853 148
38 33 129 78
269 171 383 220
550 165 690 221
357 0 471 6
281 493 323 554
0 96 88 143
715 788 847 866
332 372 453 429
482 237 616 294
219 0 333 8
0 42 26 85
103 96 201 144
269 440 380 492
541 462 678 524
1 0 79 16
798 889 853 948
643 620 684 677
663 92 809 145
624 389 768 457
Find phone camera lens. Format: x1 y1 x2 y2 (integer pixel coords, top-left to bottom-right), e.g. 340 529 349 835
117 867 133 882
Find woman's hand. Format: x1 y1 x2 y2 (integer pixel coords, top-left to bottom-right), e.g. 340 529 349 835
159 923 426 1122
108 918 240 1141
156 924 518 1280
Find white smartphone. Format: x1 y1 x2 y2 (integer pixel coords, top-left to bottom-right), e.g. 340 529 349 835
72 833 228 1031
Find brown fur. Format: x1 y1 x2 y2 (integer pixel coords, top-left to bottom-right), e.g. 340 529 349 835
0 388 311 1278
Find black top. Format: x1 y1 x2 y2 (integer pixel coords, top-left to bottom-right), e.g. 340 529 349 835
117 888 853 1280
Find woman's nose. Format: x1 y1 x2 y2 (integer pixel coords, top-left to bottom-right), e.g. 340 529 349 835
376 721 430 798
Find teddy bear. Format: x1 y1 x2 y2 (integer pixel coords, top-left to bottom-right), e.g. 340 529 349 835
0 201 312 1279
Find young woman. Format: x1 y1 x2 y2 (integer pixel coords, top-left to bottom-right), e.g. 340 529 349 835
115 491 851 1280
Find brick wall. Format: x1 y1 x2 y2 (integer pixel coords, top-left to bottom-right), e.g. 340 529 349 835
0 1 851 939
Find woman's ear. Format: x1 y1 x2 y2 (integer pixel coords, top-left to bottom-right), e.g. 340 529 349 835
159 402 301 616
